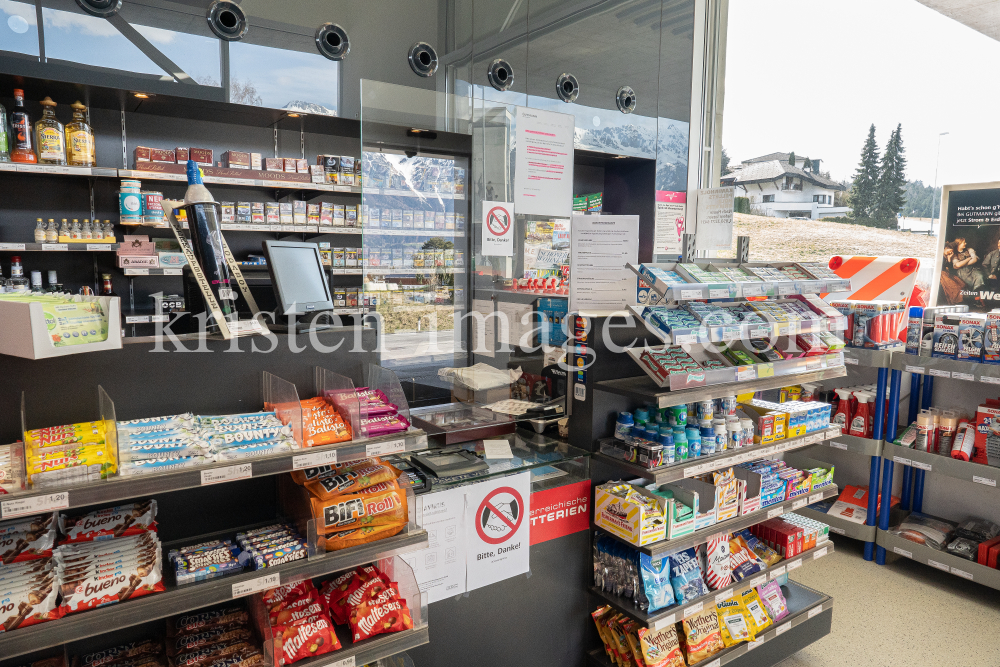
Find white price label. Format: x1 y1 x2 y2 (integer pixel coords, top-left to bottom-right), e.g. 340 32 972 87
679 289 702 300
326 657 356 667
293 449 338 470
892 456 912 466
126 269 149 276
742 285 763 297
770 565 786 579
674 334 697 345
87 244 113 251
904 365 925 374
750 575 767 588
125 315 149 324
0 243 25 250
813 547 828 559
709 288 729 299
791 499 807 510
366 438 406 457
746 639 763 651
232 572 280 598
928 559 950 572
893 546 912 559
164 268 182 276
911 461 932 472
703 659 721 667
829 441 848 451
777 284 795 296
929 369 950 378
951 567 973 581
652 613 676 630
973 476 997 487
768 507 784 519
715 589 734 603
760 446 776 456
683 466 700 478
808 605 824 619
42 243 68 251
953 372 975 382
683 602 704 618
829 526 846 535
736 367 756 381
786 558 802 571
1 492 69 518
983 375 1000 385
808 493 823 504
775 622 791 636
844 356 859 366
201 463 252 485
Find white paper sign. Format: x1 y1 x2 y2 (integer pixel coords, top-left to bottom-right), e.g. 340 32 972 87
481 201 514 257
513 107 574 217
1 492 69 519
654 194 686 255
694 186 735 252
400 486 468 604
232 572 280 598
568 214 639 314
483 440 514 459
466 472 531 592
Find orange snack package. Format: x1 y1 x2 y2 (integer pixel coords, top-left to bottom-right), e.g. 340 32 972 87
290 457 382 485
310 483 407 534
681 607 724 664
300 398 352 447
303 461 400 500
322 523 407 552
637 624 686 667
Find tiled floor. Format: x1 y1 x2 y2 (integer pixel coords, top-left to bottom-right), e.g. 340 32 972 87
782 536 1000 666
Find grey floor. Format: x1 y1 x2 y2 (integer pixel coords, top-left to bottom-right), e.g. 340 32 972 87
782 536 1000 667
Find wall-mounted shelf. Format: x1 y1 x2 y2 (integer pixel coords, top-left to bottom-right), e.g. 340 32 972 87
877 527 1000 590
891 354 1000 383
883 442 1000 489
0 242 119 251
797 505 877 542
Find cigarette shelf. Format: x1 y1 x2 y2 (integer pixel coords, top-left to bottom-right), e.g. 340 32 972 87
0 243 119 251
587 581 833 667
0 430 428 517
0 163 118 177
875 526 1000 591
0 527 429 660
889 353 1000 383
630 306 845 346
796 505 877 542
594 366 848 409
882 442 1000 489
593 485 839 558
120 169 365 194
364 186 466 201
589 541 834 629
627 263 850 301
364 267 465 276
593 425 842 484
842 347 899 368
821 433 884 457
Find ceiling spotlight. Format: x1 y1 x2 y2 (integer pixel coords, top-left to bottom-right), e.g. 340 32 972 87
407 128 437 139
133 92 151 99
287 112 300 118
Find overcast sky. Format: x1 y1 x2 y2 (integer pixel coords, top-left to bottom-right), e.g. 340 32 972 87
724 0 1000 187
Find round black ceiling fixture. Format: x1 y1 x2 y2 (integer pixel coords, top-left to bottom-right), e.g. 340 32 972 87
408 42 439 77
616 85 636 114
556 73 579 103
315 23 349 61
207 1 248 41
75 0 122 18
487 59 514 91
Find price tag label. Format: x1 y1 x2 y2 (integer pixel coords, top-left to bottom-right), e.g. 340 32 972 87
652 613 676 630
232 572 280 598
42 243 68 251
124 315 150 324
750 575 767 588
808 493 823 504
929 369 950 378
126 269 149 276
844 356 859 366
808 605 824 619
366 438 406 457
829 526 846 535
674 334 697 345
682 602 704 619
756 363 775 378
775 622 791 636
709 288 730 299
893 546 912 559
791 498 807 510
904 365 925 374
950 567 973 581
326 657 356 667
704 659 721 667
0 243 25 250
736 366 755 382
742 284 763 297
982 375 1000 385
829 441 848 450
892 456 912 466
163 269 182 276
973 475 997 487
777 283 795 296
928 559 950 572
813 546 828 559
768 507 784 519
953 372 975 382
87 244 113 251
201 463 252 485
1 492 69 519
786 558 802 571
293 449 338 470
715 589 734 604
680 289 702 300
746 639 763 651
911 461 932 472
770 565 786 579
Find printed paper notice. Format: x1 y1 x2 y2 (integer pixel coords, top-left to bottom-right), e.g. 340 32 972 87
694 186 735 252
654 190 686 256
569 214 639 315
514 107 574 217
481 201 514 256
471 299 495 358
399 487 467 604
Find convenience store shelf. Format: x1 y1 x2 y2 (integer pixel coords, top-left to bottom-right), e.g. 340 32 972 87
587 581 832 667
595 366 848 409
0 242 119 251
364 267 465 276
0 528 429 660
797 505 877 542
890 353 1000 383
364 186 466 201
595 485 839 558
590 541 834 629
0 163 118 177
876 527 1000 590
842 346 899 368
0 430 428 517
821 433 884 457
304 625 430 667
631 305 845 346
120 168 364 193
593 425 842 484
882 442 1000 489
627 263 849 301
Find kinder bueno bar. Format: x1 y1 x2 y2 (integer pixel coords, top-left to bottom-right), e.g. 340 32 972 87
359 413 410 437
0 522 56 564
0 577 61 632
59 500 156 543
0 514 55 538
79 638 163 667
169 605 250 636
58 552 164 614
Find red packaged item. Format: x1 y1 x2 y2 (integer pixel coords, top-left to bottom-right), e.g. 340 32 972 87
317 570 356 621
262 580 316 611
0 522 57 564
0 578 62 631
274 616 341 664
57 553 164 615
268 591 320 626
271 598 327 628
58 501 157 544
348 584 413 642
327 566 385 625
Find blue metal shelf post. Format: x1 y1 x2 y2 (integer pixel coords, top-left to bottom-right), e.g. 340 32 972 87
876 368 903 565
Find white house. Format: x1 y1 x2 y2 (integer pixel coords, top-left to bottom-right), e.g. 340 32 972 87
721 152 851 220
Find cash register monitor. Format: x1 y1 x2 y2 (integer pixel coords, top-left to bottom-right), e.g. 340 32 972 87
262 240 334 317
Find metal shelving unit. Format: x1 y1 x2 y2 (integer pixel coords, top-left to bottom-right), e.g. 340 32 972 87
890 353 1000 383
797 505 876 542
590 542 834 629
594 426 842 485
595 486 839 558
0 430 428 517
876 527 1000 590
298 626 430 667
626 262 850 301
883 443 999 488
0 242 119 251
823 433 884 457
0 528 429 660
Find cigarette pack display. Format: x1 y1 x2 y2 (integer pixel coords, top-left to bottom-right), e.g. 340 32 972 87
292 201 307 225
222 151 250 169
345 207 357 227
251 202 265 224
283 159 297 173
133 146 152 164
235 202 251 224
265 202 280 224
189 148 213 167
150 148 175 164
221 202 235 224
265 158 284 172
320 202 333 226
175 148 189 163
250 153 262 170
279 203 293 225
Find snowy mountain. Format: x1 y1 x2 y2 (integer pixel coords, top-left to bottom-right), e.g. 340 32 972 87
574 120 690 192
282 100 337 117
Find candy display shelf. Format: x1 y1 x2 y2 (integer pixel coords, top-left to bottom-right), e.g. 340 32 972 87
890 354 1000 383
590 542 834 629
594 485 839 558
120 168 365 193
0 430 428 517
628 262 850 301
630 305 845 346
0 242 119 251
882 442 1000 489
797 505 877 542
822 433 884 457
593 425 842 484
296 626 430 667
587 581 832 667
876 526 1000 591
594 367 848 409
0 527 429 660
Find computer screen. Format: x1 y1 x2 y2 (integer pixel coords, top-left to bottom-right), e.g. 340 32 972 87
262 241 333 315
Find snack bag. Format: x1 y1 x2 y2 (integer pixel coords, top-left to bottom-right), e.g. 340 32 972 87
639 552 675 613
739 529 781 566
740 586 772 635
637 625 686 667
303 461 400 500
322 523 407 552
262 581 316 612
716 597 754 647
703 533 732 590
606 614 638 667
729 534 766 581
591 606 619 665
681 607 724 664
347 584 413 642
273 616 341 664
623 626 647 667
757 580 789 622
669 547 709 603
309 483 407 535
289 457 383 486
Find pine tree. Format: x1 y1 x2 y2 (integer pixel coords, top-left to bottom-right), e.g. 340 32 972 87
803 157 812 171
874 124 908 227
849 125 880 223
788 151 796 166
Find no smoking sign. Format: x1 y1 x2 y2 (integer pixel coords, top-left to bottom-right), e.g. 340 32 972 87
481 200 513 256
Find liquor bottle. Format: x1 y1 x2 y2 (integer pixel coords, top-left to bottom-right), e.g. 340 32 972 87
104 220 116 242
65 101 95 167
34 97 66 165
0 96 9 162
10 89 36 164
47 270 61 293
183 160 237 324
59 218 70 239
70 219 82 240
33 218 45 242
81 219 93 240
101 273 117 297
91 220 104 240
30 270 42 292
45 219 58 243
8 255 28 291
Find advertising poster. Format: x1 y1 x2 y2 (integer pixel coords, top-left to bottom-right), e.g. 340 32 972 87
529 479 591 545
933 183 1000 311
465 472 531 591
654 190 686 255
